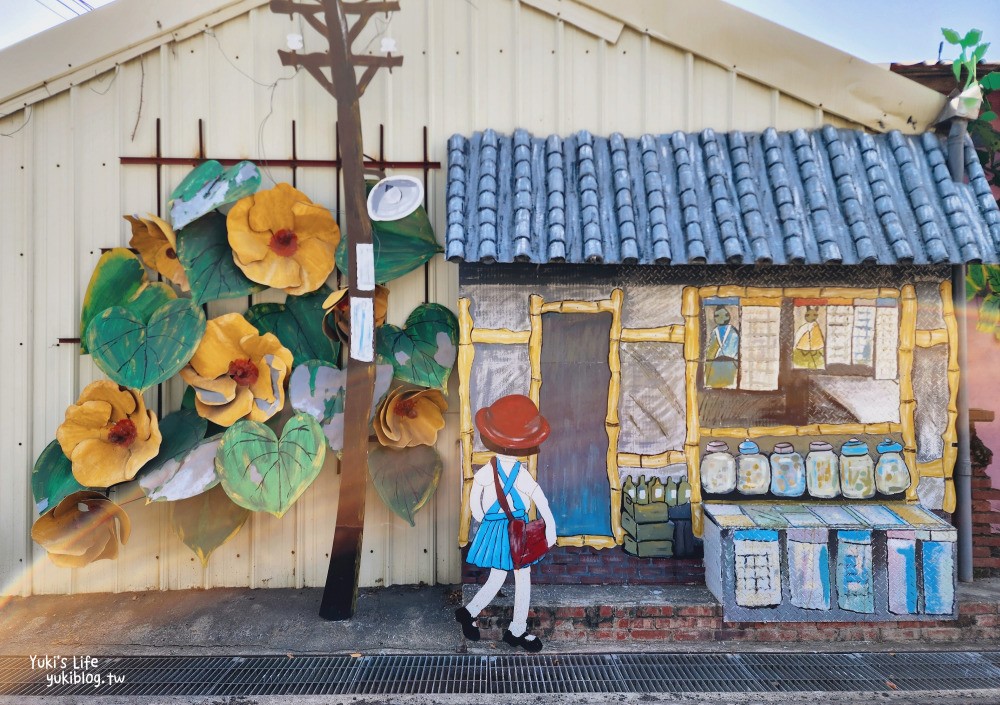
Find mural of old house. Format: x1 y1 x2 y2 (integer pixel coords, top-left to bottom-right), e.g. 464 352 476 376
449 126 1000 620
3 0 999 637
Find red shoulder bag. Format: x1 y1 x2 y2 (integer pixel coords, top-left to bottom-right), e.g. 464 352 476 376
492 458 549 569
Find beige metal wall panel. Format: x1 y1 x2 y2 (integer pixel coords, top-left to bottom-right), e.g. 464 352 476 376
0 109 33 598
28 95 76 596
5 0 930 596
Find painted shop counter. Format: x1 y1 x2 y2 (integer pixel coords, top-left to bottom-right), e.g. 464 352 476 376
702 501 956 622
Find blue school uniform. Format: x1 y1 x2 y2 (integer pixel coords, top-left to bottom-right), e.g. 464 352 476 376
467 461 542 570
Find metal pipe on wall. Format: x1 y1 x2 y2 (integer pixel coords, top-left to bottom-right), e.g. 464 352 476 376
946 117 973 582
953 263 974 582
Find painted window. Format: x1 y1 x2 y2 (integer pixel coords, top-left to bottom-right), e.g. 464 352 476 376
699 291 901 428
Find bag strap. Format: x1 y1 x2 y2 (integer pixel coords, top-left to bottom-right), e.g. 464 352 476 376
491 457 516 520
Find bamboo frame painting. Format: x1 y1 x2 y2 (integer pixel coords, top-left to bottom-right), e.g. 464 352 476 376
458 289 633 549
459 275 956 551
687 284 919 535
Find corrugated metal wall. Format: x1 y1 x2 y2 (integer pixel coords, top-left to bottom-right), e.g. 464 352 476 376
0 0 865 596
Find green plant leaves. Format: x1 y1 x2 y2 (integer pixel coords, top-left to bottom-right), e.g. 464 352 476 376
176 211 265 305
963 29 983 48
80 248 177 354
216 413 326 517
368 444 442 526
288 360 394 450
942 27 962 45
968 264 987 300
335 185 442 284
982 71 1000 92
978 294 1000 335
86 299 207 391
32 440 86 516
169 160 261 230
245 286 339 366
139 435 222 502
168 484 250 566
376 303 458 391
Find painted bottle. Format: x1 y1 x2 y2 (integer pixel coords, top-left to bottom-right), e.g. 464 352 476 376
805 440 841 498
623 475 637 501
736 439 770 495
769 442 805 497
649 477 665 503
678 478 692 504
665 478 678 505
839 438 875 499
636 475 649 504
700 440 737 494
875 438 911 495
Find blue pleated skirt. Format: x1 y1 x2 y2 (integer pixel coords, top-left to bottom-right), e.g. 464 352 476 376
467 514 543 570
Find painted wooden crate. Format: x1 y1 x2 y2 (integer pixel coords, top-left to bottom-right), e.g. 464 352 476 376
703 502 956 622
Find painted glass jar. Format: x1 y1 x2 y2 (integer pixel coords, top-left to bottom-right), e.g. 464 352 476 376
701 441 737 494
769 442 805 497
805 441 841 498
840 438 875 499
875 438 911 495
736 439 770 495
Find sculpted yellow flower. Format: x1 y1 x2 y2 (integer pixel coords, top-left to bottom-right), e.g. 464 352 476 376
374 387 448 448
227 183 340 296
180 313 294 426
56 381 162 488
31 491 131 568
125 213 190 291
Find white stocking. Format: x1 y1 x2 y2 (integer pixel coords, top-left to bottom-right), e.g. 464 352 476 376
465 568 507 619
508 567 532 637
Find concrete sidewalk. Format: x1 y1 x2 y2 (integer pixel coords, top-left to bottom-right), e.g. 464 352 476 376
3 584 1000 704
2 581 1000 656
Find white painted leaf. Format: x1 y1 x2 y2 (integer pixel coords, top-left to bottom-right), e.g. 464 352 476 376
139 435 222 502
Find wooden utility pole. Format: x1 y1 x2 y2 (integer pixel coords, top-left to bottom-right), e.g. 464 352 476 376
269 0 402 620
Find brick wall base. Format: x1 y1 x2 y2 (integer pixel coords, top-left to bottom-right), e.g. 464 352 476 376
972 430 1000 577
462 545 705 585
473 600 1000 644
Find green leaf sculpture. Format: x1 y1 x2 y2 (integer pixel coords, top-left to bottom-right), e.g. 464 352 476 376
335 184 442 284
139 435 222 502
216 412 326 517
32 440 86 516
245 286 339 366
368 444 442 526
168 484 250 566
376 303 458 391
86 299 207 391
169 160 261 230
176 211 265 305
80 248 176 354
288 360 394 450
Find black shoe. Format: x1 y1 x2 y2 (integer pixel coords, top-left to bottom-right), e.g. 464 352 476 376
454 607 481 641
503 629 543 653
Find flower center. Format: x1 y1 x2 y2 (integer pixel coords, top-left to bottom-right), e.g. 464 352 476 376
228 358 259 387
107 419 138 447
269 229 299 256
393 397 419 419
165 247 177 259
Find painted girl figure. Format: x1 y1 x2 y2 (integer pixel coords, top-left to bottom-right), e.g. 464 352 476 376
454 394 557 652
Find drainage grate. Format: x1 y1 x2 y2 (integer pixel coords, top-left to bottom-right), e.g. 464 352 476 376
2 652 1000 696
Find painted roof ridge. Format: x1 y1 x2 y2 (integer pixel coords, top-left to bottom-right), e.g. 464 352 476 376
446 127 1000 267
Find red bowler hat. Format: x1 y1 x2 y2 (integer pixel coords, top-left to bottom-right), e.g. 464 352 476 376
475 394 551 450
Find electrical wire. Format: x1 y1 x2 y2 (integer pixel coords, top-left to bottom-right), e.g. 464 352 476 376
51 0 82 16
31 0 71 21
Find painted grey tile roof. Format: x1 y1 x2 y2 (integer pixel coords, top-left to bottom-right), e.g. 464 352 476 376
445 127 1000 265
